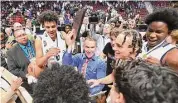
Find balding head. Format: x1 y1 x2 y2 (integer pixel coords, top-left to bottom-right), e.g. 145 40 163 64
13 22 23 31
5 27 12 36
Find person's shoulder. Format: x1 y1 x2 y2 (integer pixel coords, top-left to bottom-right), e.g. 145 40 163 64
7 44 19 54
95 56 106 63
164 48 178 70
166 48 178 60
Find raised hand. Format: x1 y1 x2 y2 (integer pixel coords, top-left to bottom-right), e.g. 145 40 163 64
46 48 60 59
65 29 77 47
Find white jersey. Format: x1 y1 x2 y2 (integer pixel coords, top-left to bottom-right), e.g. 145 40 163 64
138 40 176 64
41 31 66 65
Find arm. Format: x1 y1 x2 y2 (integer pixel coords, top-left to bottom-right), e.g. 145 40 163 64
0 77 22 103
35 38 60 68
62 45 81 67
164 48 178 72
90 61 107 95
7 51 26 79
0 88 15 103
88 71 114 88
100 43 109 60
35 38 48 68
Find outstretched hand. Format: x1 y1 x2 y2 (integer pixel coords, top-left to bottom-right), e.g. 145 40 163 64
87 79 100 88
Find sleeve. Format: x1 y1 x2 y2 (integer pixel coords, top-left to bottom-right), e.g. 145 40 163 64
103 43 109 55
62 51 81 68
6 50 26 79
90 60 107 95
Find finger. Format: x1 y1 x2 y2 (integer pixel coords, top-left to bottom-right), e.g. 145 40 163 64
108 85 112 88
90 84 96 88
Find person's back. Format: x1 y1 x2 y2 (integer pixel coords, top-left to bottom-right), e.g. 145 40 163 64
33 63 89 103
113 59 178 103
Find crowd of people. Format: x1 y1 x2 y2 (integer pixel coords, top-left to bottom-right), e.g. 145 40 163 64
1 1 178 103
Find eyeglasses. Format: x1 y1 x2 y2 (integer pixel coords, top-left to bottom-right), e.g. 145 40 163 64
15 33 27 39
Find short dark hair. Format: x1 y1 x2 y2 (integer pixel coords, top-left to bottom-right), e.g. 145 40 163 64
33 64 89 103
145 8 178 31
38 10 58 25
115 59 178 103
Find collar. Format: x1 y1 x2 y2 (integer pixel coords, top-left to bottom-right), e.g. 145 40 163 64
82 54 96 61
19 40 31 49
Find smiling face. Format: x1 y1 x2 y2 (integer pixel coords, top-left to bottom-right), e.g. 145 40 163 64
103 24 111 34
84 39 96 58
44 21 57 40
113 33 136 60
146 21 169 49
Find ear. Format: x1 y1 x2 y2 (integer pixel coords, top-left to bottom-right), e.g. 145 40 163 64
115 92 126 103
168 30 171 35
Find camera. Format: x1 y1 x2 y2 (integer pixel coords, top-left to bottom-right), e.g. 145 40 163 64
89 13 99 24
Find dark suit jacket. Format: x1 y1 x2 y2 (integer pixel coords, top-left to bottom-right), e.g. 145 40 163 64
7 44 30 78
7 41 35 94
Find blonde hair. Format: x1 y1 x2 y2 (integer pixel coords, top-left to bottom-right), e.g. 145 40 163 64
110 28 123 37
170 29 178 41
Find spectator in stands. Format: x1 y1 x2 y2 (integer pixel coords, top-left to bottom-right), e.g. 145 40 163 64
110 20 116 29
33 64 89 103
13 22 23 31
139 8 178 71
7 29 36 94
63 36 106 95
35 10 66 68
92 23 111 56
112 59 178 103
64 24 72 34
88 29 142 89
0 29 8 69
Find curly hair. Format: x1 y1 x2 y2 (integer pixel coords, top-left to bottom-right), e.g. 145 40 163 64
33 64 89 103
38 10 59 25
114 59 178 103
145 8 178 31
120 29 143 55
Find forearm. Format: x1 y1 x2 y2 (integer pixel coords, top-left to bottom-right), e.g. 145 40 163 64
1 88 15 103
36 55 49 68
98 73 114 85
62 46 73 65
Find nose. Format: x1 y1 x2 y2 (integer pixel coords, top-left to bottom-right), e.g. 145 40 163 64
148 32 157 38
113 44 117 51
49 27 53 32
